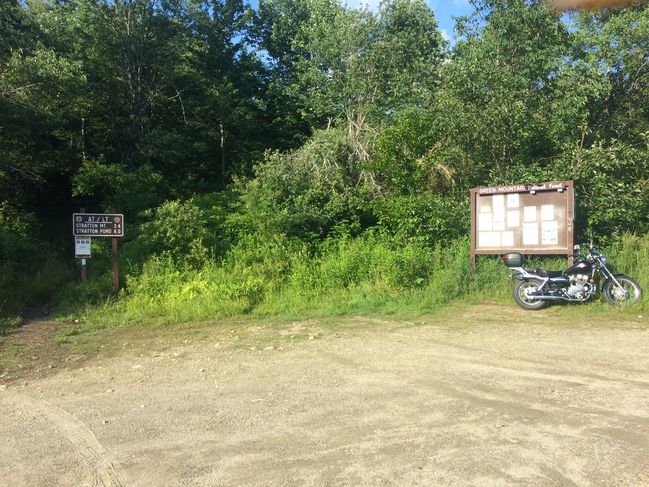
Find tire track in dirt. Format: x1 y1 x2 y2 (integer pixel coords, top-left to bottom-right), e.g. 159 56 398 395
316 345 649 443
6 393 125 487
3 310 649 486
410 375 649 434
409 335 649 389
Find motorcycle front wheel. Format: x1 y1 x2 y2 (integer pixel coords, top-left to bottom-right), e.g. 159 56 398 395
513 280 549 310
602 275 642 306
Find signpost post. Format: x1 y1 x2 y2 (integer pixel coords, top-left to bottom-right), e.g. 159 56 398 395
73 213 124 292
470 181 575 268
75 236 91 282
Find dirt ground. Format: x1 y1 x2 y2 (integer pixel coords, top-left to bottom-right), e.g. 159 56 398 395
1 305 648 487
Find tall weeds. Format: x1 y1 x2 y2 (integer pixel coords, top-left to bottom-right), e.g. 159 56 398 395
84 233 649 326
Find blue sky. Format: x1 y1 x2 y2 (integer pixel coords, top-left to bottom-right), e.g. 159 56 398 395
343 1 475 41
248 1 476 42
426 0 475 41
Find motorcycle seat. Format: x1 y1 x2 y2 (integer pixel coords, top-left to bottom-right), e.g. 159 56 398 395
535 269 564 278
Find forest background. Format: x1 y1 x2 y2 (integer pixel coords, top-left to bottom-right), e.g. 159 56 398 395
0 0 647 327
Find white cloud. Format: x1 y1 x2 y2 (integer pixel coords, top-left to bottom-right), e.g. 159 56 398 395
440 29 451 42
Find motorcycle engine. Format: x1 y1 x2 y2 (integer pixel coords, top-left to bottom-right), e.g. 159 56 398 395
567 274 590 297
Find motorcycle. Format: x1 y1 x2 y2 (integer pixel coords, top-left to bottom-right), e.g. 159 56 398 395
501 243 642 310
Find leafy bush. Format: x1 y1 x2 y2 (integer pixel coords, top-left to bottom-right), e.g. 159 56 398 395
490 141 649 243
371 194 470 246
567 143 649 241
82 229 647 326
73 160 166 216
240 127 372 240
133 199 210 268
606 233 649 298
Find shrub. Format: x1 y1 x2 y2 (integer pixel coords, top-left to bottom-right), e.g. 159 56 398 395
371 193 470 246
82 231 648 326
134 199 210 268
240 127 372 240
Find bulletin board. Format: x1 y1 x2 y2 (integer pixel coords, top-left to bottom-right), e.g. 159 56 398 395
470 181 575 264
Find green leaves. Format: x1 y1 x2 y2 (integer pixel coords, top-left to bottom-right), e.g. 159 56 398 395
136 199 210 268
255 0 445 128
563 142 649 240
241 127 371 240
433 0 571 181
1 0 648 306
572 6 649 141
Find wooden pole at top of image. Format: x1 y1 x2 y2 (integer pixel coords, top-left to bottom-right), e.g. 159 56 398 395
548 0 646 10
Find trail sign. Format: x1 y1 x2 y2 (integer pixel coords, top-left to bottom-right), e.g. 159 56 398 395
73 213 124 237
73 212 124 291
75 237 91 258
470 180 575 267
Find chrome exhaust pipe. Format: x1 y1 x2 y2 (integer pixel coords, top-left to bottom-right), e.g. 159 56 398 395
530 294 571 301
531 294 584 302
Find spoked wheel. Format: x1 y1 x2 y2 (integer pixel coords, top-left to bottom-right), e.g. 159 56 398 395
513 280 549 310
602 275 642 307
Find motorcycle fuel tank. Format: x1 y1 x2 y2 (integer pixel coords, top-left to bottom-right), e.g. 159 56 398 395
565 260 592 275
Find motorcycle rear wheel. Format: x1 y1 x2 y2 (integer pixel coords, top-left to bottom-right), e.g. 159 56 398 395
602 275 642 306
513 280 549 310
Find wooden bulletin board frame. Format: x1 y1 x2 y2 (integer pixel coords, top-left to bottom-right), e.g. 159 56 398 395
470 181 575 267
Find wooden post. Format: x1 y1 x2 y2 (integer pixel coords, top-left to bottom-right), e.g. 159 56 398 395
80 208 87 282
470 189 477 271
112 237 119 293
566 180 575 266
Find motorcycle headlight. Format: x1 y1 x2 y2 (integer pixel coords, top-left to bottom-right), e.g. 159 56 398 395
600 255 607 265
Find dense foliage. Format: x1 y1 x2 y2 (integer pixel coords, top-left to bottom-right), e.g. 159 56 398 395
1 0 647 321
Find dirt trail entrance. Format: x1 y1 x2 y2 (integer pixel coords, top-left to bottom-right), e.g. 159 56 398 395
1 306 648 486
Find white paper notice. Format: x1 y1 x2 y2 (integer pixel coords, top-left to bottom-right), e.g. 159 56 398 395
507 193 519 208
479 232 501 248
75 237 91 257
507 210 520 228
522 223 539 246
480 204 492 213
493 194 505 209
501 231 514 247
493 220 506 231
492 195 505 222
524 206 537 222
542 221 559 245
478 212 493 231
541 204 554 221
493 206 505 223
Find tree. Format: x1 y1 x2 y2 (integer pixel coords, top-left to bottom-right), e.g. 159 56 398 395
0 0 30 63
428 0 576 186
572 6 649 142
254 0 445 130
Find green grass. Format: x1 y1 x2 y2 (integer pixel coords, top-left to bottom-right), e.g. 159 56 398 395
66 232 647 330
3 232 644 383
0 316 22 336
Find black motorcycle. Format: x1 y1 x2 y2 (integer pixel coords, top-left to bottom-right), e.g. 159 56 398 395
501 244 642 310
